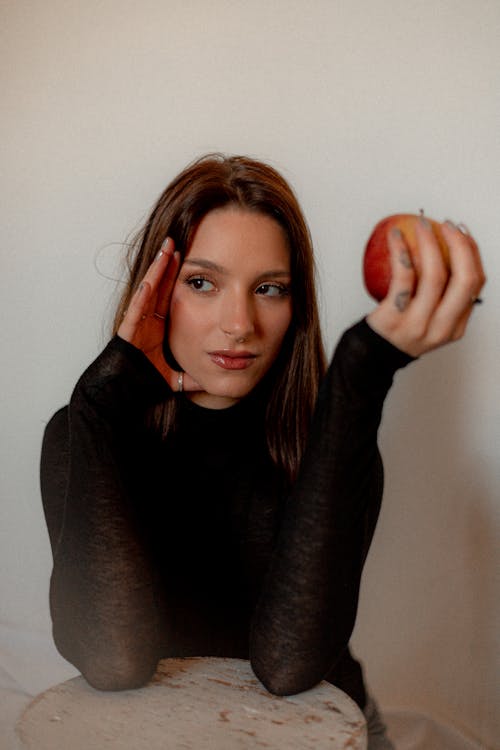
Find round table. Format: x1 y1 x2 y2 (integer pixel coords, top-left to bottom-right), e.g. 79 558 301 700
17 657 367 749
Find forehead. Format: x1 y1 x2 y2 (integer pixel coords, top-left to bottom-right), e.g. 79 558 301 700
186 208 290 271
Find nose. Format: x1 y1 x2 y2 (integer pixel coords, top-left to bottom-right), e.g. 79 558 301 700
220 290 256 343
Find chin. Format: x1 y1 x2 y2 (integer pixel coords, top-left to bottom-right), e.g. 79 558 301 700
189 374 260 409
209 380 255 401
188 390 247 409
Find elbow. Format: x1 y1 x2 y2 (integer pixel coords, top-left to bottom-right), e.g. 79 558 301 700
52 622 157 692
49 585 158 692
249 623 327 696
249 615 343 696
250 652 322 697
79 653 157 692
251 663 291 697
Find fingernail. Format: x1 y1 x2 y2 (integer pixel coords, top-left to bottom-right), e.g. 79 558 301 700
390 227 403 239
419 216 431 229
457 223 470 235
155 238 170 261
444 219 457 230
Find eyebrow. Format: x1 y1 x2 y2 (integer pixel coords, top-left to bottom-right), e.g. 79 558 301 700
184 258 291 280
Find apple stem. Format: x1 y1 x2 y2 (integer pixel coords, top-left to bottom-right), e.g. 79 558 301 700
419 208 425 216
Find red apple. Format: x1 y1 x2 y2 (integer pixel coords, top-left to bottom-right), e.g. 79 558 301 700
363 214 450 302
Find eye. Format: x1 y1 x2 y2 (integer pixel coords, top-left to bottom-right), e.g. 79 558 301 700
186 276 215 293
255 283 290 297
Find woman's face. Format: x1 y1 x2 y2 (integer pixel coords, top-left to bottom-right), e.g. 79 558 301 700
168 207 293 409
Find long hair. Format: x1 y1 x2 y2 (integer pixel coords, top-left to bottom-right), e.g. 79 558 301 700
113 154 326 482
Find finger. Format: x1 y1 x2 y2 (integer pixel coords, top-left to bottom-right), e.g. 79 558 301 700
136 237 175 310
455 223 487 294
365 228 418 349
164 368 202 394
449 305 474 342
122 238 176 332
410 217 450 316
420 221 484 346
155 250 181 318
117 280 151 342
435 221 484 313
457 222 479 255
385 227 417 314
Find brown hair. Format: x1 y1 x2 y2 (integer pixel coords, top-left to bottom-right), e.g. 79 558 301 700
113 154 326 482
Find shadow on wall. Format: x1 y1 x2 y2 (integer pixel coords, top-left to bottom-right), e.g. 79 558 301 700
353 340 498 745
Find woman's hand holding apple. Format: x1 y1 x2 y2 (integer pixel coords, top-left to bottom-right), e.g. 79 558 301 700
366 216 486 358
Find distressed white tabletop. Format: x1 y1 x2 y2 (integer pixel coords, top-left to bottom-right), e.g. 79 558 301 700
17 657 367 749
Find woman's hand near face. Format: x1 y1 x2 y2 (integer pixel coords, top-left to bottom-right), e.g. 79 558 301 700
117 238 201 392
367 218 486 358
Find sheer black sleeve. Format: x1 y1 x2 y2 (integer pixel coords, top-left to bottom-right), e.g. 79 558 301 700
249 318 414 695
40 336 170 690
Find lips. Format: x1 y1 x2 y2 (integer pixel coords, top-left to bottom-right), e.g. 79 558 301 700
208 350 257 370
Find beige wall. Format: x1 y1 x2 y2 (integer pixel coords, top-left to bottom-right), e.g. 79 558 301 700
2 1 499 746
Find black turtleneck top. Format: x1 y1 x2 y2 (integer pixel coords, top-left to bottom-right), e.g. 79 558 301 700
40 318 413 707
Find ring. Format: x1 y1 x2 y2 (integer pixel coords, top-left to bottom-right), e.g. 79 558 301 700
154 312 166 320
177 371 184 392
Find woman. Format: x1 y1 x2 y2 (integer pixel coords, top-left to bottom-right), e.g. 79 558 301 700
40 154 485 748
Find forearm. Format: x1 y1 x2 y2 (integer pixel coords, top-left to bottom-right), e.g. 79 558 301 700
250 319 413 694
41 337 170 672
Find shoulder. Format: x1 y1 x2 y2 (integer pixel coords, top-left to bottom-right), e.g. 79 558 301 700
41 407 69 459
43 406 69 441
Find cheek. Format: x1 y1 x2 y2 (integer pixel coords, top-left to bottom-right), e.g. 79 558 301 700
168 294 190 346
269 304 293 348
168 292 209 358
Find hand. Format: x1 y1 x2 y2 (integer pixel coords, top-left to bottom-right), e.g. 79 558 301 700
367 218 486 357
117 238 202 392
